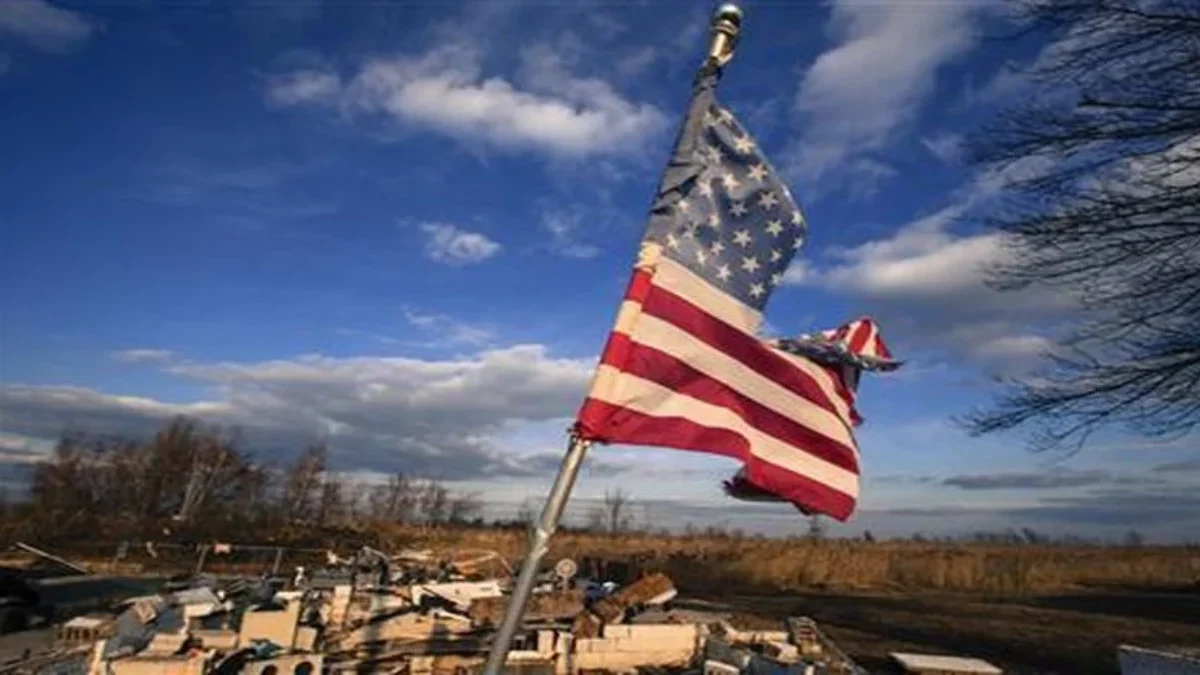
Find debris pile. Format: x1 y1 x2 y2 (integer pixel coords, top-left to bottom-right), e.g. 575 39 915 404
2 547 865 675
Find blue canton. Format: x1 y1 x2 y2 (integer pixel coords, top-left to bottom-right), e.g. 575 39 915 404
657 103 808 311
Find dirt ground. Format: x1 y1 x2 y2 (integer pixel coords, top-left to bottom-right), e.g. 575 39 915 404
684 587 1200 674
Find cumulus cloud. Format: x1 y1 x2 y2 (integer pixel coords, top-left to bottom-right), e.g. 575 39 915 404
783 156 1068 367
0 0 97 53
420 223 501 265
112 349 177 364
268 40 665 159
0 345 595 480
787 0 988 190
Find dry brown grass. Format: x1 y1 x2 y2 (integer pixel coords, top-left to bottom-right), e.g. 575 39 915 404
371 525 1200 594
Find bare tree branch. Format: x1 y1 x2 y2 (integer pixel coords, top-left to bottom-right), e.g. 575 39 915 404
959 0 1200 451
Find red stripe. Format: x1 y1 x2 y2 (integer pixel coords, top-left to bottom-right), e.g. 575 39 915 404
597 334 859 472
591 269 654 375
640 286 848 420
577 399 857 520
626 268 653 304
745 458 856 521
576 398 746 462
874 335 892 360
848 320 872 355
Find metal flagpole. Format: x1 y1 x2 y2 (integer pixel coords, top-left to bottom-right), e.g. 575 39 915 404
479 6 743 674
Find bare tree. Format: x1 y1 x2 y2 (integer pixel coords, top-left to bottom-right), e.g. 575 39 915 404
281 444 327 523
960 1 1200 450
806 514 825 541
515 498 536 527
447 492 482 525
603 488 634 534
367 473 418 523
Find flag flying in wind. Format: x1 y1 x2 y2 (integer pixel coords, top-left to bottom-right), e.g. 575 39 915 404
573 66 900 521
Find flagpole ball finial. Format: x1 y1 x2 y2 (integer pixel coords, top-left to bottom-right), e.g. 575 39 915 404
714 3 743 28
708 3 743 68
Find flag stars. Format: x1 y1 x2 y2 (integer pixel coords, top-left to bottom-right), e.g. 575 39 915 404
678 198 691 214
717 108 734 125
706 213 721 229
697 179 714 198
791 210 804 226
722 172 740 192
747 164 768 182
705 145 723 163
733 136 755 154
792 236 804 250
741 256 761 273
769 249 782 263
716 264 732 282
759 192 779 210
765 219 783 237
733 230 752 247
771 272 783 286
749 282 765 298
666 233 680 250
729 201 748 218
710 240 725 256
695 249 708 266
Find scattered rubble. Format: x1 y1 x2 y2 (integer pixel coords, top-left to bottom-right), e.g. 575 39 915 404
0 545 868 674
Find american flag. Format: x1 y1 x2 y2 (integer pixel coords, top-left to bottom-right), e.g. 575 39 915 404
573 69 898 521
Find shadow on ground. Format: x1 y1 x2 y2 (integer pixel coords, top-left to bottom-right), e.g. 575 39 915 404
680 587 1200 675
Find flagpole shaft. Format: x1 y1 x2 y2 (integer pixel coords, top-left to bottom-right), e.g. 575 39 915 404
480 6 743 673
481 435 592 675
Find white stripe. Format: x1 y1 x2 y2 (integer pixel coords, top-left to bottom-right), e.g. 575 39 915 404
623 313 857 450
589 365 859 496
646 260 856 425
652 258 761 333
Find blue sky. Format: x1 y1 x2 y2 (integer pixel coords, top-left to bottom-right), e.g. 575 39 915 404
2 0 1198 542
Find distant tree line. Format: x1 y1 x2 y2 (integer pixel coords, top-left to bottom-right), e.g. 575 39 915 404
0 416 484 544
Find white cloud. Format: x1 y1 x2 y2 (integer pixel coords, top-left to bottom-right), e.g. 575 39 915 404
814 208 1009 299
265 69 341 106
112 349 177 364
402 307 493 346
1 345 595 480
784 157 1071 367
541 209 601 259
921 132 964 163
420 222 501 265
787 0 987 189
972 333 1054 361
269 41 665 159
0 0 96 53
